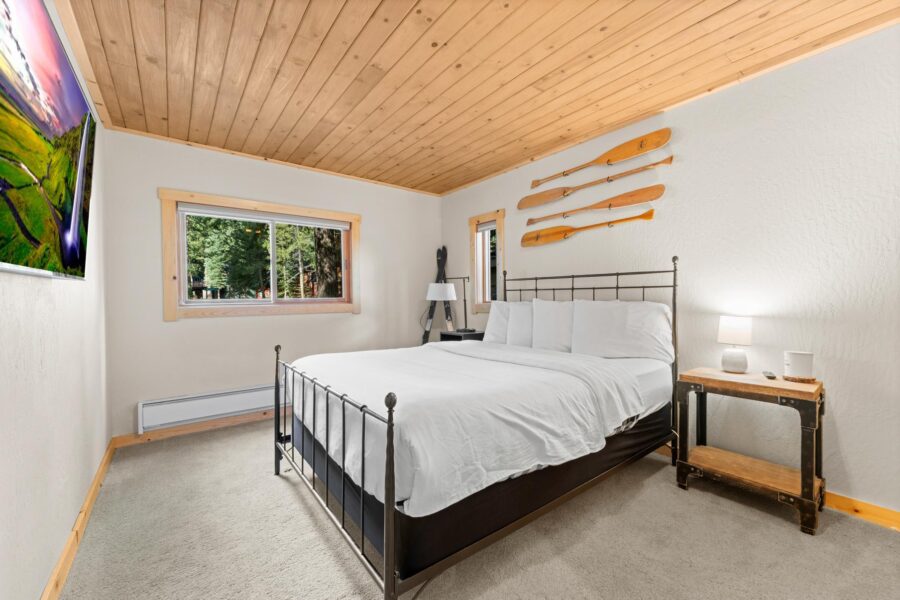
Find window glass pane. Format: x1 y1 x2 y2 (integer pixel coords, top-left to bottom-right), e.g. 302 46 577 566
185 214 271 301
275 223 343 299
489 228 497 301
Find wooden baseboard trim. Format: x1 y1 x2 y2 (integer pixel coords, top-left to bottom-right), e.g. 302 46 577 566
40 441 115 600
41 408 283 599
652 444 900 531
825 492 900 532
112 408 282 448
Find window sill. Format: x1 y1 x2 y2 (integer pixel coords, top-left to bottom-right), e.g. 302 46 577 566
168 301 358 321
473 302 492 314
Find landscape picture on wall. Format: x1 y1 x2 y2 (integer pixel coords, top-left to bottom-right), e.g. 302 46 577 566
0 0 96 277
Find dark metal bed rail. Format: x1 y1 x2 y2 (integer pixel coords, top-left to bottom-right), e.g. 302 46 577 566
273 347 397 594
274 256 679 600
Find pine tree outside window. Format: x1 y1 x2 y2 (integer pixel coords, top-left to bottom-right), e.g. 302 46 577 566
159 189 360 320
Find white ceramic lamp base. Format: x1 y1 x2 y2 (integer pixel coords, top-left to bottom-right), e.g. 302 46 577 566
721 347 748 373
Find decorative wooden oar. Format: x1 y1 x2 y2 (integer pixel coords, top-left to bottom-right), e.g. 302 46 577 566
518 155 672 210
521 209 655 247
530 128 671 188
526 184 664 226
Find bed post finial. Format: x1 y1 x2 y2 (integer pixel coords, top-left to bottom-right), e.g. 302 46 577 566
672 255 678 267
384 392 398 599
275 344 282 356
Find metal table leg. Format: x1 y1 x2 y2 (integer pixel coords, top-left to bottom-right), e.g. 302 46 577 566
696 391 707 446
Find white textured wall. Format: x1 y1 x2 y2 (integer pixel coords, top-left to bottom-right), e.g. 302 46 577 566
442 26 900 510
0 130 108 599
102 131 441 436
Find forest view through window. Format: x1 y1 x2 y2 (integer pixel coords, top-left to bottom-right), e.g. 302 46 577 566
182 206 346 304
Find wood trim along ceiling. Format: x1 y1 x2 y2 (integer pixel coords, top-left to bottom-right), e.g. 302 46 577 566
58 1 899 195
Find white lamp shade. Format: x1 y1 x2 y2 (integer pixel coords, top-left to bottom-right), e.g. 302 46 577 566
426 282 457 301
717 315 752 346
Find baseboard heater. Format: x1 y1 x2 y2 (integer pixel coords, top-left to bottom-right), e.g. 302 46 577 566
138 384 276 434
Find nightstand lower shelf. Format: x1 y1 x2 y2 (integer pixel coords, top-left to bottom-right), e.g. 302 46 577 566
686 446 823 499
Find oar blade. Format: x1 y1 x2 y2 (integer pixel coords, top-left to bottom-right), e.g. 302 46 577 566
521 226 574 247
599 128 671 166
591 184 665 210
517 186 568 209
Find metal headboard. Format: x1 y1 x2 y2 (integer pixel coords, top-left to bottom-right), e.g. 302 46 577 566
502 255 679 389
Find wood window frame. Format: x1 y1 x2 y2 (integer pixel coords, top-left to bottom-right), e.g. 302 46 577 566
468 209 505 314
159 188 361 321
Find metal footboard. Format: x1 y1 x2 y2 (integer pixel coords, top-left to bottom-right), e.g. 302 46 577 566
273 345 398 598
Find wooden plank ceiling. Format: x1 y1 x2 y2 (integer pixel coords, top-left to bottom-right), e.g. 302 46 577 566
63 0 899 194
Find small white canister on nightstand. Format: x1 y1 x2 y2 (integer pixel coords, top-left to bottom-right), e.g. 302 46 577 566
784 351 814 378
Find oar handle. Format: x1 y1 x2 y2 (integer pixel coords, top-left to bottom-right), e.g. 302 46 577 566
572 209 655 235
531 159 596 188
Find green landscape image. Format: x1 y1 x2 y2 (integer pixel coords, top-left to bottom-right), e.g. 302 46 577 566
0 0 96 277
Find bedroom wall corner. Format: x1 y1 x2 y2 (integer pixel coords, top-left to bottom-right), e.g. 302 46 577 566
101 131 441 437
439 26 900 512
0 126 109 599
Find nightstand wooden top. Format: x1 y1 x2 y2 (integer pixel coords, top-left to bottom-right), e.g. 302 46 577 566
679 367 823 401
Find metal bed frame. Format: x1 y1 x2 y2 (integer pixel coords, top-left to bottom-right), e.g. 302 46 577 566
273 256 679 599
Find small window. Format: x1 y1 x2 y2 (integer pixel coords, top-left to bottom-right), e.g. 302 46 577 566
469 209 505 313
160 189 359 320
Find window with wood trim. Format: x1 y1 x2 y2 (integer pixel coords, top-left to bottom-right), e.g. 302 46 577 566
469 209 505 313
160 189 360 320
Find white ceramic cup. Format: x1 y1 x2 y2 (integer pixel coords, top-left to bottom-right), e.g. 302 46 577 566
784 351 814 378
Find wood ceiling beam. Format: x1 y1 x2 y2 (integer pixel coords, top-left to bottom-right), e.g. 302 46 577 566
165 0 201 141
289 0 565 169
291 0 490 168
310 0 517 172
399 0 784 188
402 0 863 189
351 0 621 180
369 0 708 185
315 0 601 175
271 0 423 162
280 0 456 164
188 0 237 143
428 1 900 193
205 0 275 147
239 0 346 154
92 0 146 131
253 0 384 158
129 0 168 136
59 0 121 126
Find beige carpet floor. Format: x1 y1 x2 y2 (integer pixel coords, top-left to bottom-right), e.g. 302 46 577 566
61 421 899 600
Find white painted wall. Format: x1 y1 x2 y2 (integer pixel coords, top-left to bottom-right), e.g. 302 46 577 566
102 131 441 436
442 26 900 510
0 130 108 599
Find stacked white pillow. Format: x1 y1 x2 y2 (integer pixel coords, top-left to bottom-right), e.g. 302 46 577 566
532 298 573 352
480 298 674 363
571 300 674 363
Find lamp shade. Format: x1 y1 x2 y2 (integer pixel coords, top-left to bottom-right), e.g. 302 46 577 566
717 315 752 346
426 282 457 301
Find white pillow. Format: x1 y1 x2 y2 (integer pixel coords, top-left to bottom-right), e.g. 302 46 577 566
571 300 674 363
532 299 573 352
506 302 533 347
483 301 510 343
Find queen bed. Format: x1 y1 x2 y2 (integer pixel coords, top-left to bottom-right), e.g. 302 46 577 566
272 257 679 599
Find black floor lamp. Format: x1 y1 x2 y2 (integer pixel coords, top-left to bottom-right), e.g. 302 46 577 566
444 276 472 332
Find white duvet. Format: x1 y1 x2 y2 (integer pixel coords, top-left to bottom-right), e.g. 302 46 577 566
288 341 662 517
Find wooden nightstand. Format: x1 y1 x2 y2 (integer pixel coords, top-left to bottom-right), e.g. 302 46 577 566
439 330 484 341
675 368 826 534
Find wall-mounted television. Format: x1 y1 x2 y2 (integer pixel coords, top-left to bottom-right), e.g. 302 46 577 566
0 0 96 278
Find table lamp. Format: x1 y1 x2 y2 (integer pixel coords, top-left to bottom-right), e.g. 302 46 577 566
717 315 752 373
443 276 472 332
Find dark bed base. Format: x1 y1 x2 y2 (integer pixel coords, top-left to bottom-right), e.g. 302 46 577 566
293 405 672 580
274 257 679 599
